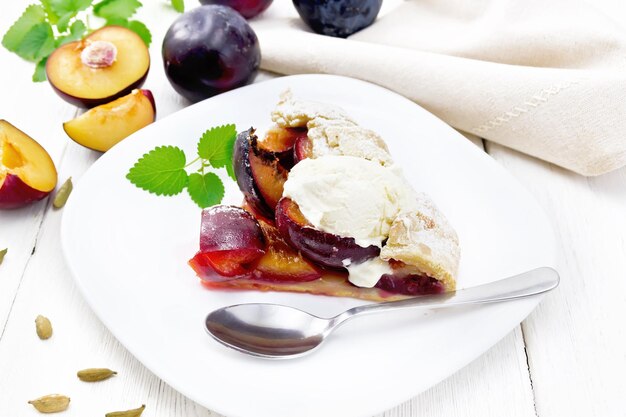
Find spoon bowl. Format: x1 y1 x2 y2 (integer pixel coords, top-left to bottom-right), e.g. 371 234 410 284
205 267 560 359
206 304 329 358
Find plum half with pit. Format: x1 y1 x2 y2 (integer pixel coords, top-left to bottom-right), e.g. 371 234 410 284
233 128 288 218
275 197 380 269
198 0 274 19
189 206 266 282
293 0 383 38
162 5 261 102
46 26 150 108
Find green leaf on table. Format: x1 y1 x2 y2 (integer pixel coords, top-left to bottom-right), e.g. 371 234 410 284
197 124 237 178
39 0 60 24
126 20 151 46
171 0 184 13
0 248 7 266
56 20 87 46
33 57 48 82
2 5 46 53
15 22 55 62
49 0 93 17
187 172 225 208
94 0 142 20
126 146 189 196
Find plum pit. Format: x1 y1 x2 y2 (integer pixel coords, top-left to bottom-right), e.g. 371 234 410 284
80 40 117 68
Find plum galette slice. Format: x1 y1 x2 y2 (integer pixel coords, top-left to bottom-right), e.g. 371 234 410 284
189 93 460 301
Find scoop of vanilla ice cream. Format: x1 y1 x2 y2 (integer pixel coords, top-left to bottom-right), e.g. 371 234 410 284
283 155 417 248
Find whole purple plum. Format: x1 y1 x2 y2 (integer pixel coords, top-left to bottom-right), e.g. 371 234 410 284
162 5 261 102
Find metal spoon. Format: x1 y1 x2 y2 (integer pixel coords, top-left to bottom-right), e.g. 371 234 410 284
205 267 559 359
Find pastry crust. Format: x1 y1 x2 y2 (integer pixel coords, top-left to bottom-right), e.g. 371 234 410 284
271 90 354 128
272 90 393 166
381 193 460 291
307 118 393 166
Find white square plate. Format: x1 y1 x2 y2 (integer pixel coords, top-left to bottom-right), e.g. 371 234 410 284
62 74 556 417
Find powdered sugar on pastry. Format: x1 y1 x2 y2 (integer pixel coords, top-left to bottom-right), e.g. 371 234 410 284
307 118 393 166
271 90 355 128
381 193 460 291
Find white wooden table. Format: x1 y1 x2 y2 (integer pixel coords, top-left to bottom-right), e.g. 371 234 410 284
1 1 625 416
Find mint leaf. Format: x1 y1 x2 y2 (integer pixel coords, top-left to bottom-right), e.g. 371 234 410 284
2 5 46 53
94 0 142 20
40 0 60 24
126 20 151 46
197 124 237 172
33 57 48 82
56 12 73 32
171 0 184 13
0 248 7 266
126 146 189 196
15 22 55 62
49 0 92 17
56 20 86 46
187 172 225 208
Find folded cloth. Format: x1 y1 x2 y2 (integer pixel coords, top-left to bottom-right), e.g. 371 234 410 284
252 0 626 176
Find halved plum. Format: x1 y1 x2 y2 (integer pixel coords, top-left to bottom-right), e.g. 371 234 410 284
233 128 287 218
253 219 321 282
189 206 265 282
46 26 150 108
275 197 380 269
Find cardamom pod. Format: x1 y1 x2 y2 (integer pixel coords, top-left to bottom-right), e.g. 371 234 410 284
105 404 146 417
77 368 117 382
35 315 53 340
28 394 70 413
0 248 6 265
53 177 73 209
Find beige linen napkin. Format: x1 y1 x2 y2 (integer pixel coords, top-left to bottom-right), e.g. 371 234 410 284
252 0 626 176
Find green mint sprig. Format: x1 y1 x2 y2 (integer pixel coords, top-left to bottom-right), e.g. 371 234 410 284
2 0 152 82
126 124 237 209
171 0 185 13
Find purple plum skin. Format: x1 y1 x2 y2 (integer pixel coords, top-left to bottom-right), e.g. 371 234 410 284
275 198 380 269
200 205 265 253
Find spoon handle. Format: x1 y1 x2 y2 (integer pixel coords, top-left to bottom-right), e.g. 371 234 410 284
332 267 559 327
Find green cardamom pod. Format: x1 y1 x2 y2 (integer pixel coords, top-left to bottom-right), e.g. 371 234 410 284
53 177 73 209
105 404 146 417
28 394 70 413
77 368 117 382
0 248 6 265
35 315 53 340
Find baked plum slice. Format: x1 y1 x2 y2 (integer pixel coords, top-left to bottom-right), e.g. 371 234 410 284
375 274 445 295
275 197 380 269
233 128 287 218
259 126 307 169
253 219 321 282
189 206 265 282
293 135 314 163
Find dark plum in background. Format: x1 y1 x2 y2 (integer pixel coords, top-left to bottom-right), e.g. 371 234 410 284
198 0 274 19
292 0 383 38
162 6 261 102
